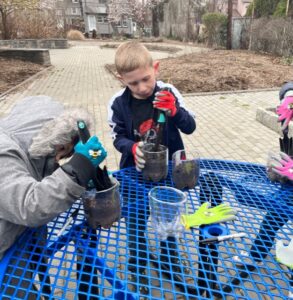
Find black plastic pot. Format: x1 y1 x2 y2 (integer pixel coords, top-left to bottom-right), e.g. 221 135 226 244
172 150 200 189
142 143 168 182
82 178 121 229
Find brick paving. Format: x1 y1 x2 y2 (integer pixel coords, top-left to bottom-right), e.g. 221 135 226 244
0 40 280 170
0 40 288 299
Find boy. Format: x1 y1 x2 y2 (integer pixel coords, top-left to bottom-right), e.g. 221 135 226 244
107 41 196 291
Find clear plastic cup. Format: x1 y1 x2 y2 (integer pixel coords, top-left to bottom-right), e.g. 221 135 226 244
149 186 187 240
82 177 121 229
172 149 200 189
142 143 168 182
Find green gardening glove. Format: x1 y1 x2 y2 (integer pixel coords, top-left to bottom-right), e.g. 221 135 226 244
181 202 237 229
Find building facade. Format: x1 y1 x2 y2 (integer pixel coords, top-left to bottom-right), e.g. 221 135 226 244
215 0 252 17
55 0 83 30
55 0 133 36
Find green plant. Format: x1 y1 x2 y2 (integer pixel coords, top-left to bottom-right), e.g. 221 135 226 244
246 0 280 17
281 56 293 65
202 13 227 47
274 0 293 17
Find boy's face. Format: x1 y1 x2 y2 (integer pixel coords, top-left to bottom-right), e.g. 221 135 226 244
117 62 159 99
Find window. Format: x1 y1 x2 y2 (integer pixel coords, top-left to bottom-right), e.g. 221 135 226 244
99 0 107 3
71 7 80 15
97 15 108 23
116 18 128 28
72 0 79 3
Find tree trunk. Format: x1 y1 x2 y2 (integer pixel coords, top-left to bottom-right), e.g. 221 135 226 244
226 0 233 50
152 6 159 37
185 0 191 42
110 22 119 37
1 10 9 39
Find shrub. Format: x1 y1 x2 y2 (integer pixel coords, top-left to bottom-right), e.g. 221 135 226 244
202 13 227 47
66 29 85 40
6 10 62 39
250 17 293 56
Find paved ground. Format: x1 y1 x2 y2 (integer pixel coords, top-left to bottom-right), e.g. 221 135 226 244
0 40 288 299
0 40 281 171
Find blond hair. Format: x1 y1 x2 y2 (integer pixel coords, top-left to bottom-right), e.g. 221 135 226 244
115 41 153 75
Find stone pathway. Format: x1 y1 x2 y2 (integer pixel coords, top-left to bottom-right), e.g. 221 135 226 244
0 40 288 299
0 40 280 170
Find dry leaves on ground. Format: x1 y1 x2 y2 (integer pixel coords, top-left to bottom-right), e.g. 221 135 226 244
0 58 45 94
106 49 293 93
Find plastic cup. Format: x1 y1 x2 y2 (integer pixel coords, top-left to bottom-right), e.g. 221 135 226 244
148 186 187 240
142 143 168 182
172 149 200 189
82 177 121 229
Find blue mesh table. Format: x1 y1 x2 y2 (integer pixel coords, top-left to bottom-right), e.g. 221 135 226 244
0 159 292 299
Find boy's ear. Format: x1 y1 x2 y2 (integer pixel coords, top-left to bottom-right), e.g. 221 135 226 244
154 61 160 74
116 72 122 81
116 72 125 85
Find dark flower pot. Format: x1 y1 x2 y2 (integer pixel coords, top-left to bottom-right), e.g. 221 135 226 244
142 143 168 182
82 178 121 229
172 150 200 189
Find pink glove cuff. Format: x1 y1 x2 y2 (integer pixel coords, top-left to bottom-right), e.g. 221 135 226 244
276 96 293 130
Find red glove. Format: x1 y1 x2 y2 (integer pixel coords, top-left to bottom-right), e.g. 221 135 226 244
153 90 177 117
131 141 145 171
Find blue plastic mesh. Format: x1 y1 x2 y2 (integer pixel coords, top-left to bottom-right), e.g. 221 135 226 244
0 159 292 299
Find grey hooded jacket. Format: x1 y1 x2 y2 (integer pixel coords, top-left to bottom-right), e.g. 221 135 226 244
0 96 84 260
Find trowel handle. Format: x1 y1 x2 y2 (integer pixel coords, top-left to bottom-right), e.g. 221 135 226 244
77 120 90 144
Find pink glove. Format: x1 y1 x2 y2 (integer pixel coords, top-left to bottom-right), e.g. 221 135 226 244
131 141 145 172
276 96 293 131
154 90 177 117
272 152 293 181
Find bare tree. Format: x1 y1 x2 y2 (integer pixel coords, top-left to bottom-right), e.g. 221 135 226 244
0 0 44 39
14 8 60 38
147 0 165 37
107 0 132 36
185 0 207 41
107 0 161 37
227 0 233 49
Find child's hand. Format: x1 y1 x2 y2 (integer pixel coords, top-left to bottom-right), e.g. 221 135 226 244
276 96 293 131
154 90 177 117
132 141 145 172
271 151 293 181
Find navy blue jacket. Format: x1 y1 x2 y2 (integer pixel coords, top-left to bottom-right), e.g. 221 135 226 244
108 81 196 169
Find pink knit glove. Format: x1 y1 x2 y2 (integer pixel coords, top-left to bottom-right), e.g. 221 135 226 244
276 96 293 131
272 152 293 181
